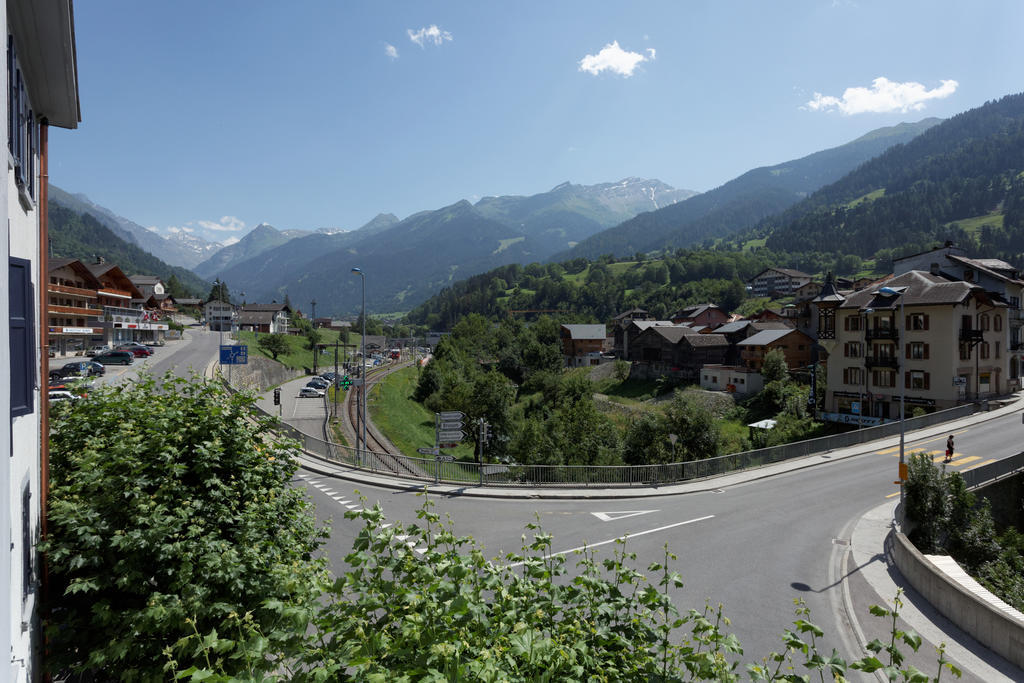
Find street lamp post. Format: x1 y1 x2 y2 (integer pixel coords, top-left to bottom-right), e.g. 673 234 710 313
310 299 317 375
352 268 366 467
879 286 907 513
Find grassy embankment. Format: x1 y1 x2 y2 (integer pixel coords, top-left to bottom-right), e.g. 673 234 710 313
237 328 360 371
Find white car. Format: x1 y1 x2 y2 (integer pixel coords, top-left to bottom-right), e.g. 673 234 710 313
298 387 325 398
48 389 79 402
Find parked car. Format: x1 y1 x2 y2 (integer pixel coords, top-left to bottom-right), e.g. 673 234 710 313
93 350 135 365
49 360 105 381
319 372 338 382
306 378 330 390
85 344 111 357
48 389 79 402
149 339 166 347
298 387 325 398
116 344 152 358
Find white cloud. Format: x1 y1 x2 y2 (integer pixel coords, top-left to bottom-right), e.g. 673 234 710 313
806 77 958 114
220 236 240 247
181 227 195 233
146 226 161 234
165 227 181 234
578 41 653 77
197 215 246 232
407 25 452 48
385 43 398 59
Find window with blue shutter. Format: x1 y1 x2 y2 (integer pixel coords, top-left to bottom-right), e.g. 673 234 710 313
10 257 36 417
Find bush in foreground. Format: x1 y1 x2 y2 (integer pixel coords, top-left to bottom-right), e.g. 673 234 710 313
43 373 327 680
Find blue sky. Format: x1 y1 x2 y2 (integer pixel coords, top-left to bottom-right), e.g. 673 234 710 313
49 1 1024 246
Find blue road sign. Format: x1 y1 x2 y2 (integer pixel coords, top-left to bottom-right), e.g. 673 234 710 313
220 344 248 365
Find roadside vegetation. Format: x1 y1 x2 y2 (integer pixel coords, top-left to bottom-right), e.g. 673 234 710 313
43 374 960 680
402 314 828 469
904 453 1024 611
242 324 359 372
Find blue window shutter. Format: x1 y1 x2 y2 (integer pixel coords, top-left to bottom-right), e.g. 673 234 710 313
9 257 36 417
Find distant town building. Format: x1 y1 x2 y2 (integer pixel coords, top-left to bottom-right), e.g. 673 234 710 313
737 328 815 372
699 364 764 396
748 267 813 297
669 303 730 328
204 300 235 332
237 303 291 334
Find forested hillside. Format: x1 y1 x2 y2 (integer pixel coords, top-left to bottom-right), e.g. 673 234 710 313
558 119 938 260
48 204 209 296
755 93 1024 265
406 250 794 329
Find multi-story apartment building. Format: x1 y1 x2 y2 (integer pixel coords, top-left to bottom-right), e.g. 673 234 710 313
815 271 1006 425
3 2 79 680
747 267 813 297
894 242 1024 392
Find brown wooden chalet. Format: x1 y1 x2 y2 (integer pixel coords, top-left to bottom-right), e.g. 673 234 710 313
629 325 729 381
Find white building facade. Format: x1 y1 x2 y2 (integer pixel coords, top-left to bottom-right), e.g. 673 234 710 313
2 2 79 681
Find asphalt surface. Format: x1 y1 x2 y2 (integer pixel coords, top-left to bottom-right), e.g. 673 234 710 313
94 330 1024 680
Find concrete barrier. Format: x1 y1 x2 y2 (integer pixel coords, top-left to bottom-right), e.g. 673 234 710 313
889 531 1024 670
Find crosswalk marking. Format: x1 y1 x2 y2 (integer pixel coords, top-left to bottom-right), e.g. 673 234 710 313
950 455 982 466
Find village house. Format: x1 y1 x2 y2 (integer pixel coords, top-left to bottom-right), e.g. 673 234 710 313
669 303 730 328
628 326 729 381
204 299 235 332
737 327 815 372
618 319 676 360
699 364 765 397
237 303 291 334
560 323 610 367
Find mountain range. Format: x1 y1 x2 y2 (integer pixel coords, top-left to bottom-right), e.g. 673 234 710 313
556 118 941 261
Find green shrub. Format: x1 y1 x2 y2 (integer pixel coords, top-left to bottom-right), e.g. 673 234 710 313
43 373 327 680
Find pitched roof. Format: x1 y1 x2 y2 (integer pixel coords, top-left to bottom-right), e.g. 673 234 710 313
628 320 675 331
713 321 753 334
237 311 275 325
646 326 696 344
682 333 729 347
738 329 801 346
129 275 162 285
947 254 1024 285
561 324 607 340
751 267 812 280
838 270 987 310
613 308 649 320
242 303 290 313
672 303 719 318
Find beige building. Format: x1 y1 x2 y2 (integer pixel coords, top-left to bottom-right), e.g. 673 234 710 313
816 271 1006 425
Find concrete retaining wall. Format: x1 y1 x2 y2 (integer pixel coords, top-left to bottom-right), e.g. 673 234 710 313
890 531 1024 670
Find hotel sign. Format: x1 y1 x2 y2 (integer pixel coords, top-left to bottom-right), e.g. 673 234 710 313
820 411 885 427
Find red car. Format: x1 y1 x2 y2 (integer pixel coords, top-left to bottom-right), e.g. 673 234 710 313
117 344 152 358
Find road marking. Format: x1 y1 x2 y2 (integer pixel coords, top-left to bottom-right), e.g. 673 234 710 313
878 429 969 454
949 455 982 466
964 459 996 470
591 510 659 522
506 515 714 568
886 491 901 499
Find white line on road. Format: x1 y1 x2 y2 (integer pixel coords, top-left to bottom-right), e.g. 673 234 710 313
506 515 715 568
591 510 658 522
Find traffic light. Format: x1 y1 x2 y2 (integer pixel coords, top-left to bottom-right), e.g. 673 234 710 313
340 375 352 389
273 388 281 405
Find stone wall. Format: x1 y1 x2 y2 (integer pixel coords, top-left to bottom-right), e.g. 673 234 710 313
224 355 302 393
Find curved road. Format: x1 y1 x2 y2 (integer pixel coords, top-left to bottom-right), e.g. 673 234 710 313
142 332 1023 678
296 410 1024 680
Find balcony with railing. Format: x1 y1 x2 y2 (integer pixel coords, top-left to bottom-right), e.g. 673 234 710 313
98 287 133 300
865 327 899 340
1010 308 1023 322
48 303 102 318
864 355 899 369
47 283 99 299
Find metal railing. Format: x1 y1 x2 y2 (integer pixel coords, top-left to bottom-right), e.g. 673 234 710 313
960 451 1024 489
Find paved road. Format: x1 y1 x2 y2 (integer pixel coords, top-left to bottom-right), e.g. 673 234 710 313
294 408 1024 678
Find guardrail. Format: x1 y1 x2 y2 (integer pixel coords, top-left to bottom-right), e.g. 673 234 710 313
960 450 1024 489
224 370 1004 488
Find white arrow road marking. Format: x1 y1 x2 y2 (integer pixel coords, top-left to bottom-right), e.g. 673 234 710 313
507 515 715 569
591 510 659 522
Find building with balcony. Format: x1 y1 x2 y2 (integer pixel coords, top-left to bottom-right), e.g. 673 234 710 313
2 2 80 680
894 242 1024 391
47 258 104 355
83 258 154 345
237 303 291 334
817 270 1006 425
204 299 235 332
747 267 813 297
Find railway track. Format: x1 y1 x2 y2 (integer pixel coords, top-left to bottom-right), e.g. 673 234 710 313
343 361 426 478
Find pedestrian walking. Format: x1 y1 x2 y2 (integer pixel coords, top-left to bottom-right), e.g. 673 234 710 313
944 434 954 463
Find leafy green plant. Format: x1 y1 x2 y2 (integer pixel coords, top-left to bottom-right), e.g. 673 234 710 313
43 373 327 680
